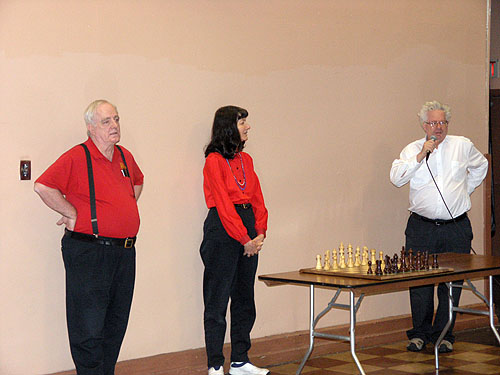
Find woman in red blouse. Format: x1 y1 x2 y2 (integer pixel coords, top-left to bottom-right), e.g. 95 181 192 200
200 106 269 375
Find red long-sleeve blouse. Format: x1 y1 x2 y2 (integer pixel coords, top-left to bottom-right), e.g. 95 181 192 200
203 151 268 245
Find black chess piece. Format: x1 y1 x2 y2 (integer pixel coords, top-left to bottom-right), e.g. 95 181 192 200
375 260 383 275
416 251 422 271
384 255 391 274
408 249 415 271
393 254 400 273
400 253 407 272
367 260 373 274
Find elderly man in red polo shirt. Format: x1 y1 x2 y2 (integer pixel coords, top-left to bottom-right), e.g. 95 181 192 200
34 100 144 375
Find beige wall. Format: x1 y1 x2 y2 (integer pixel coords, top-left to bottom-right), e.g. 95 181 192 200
492 0 500 89
0 1 490 374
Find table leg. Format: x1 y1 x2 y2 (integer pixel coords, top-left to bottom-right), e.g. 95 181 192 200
296 285 315 375
350 290 366 375
434 281 453 370
489 276 500 344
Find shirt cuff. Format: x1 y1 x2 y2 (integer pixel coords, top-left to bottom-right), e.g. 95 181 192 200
256 229 266 238
239 234 252 246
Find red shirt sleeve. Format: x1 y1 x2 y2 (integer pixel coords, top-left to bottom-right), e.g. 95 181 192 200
246 155 268 238
35 147 77 195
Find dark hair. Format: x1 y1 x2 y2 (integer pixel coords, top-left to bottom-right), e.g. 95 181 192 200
204 105 248 159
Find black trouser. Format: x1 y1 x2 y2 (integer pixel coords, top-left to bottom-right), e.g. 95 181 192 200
61 233 136 375
200 207 258 368
405 213 472 344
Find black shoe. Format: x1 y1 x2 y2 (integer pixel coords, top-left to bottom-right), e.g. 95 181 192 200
407 338 425 352
438 339 453 353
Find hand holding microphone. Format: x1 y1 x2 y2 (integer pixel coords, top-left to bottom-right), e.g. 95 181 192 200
424 135 437 161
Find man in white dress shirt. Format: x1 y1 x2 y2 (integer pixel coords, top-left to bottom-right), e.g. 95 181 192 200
390 100 488 353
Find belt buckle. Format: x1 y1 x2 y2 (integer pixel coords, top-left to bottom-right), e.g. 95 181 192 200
124 238 134 248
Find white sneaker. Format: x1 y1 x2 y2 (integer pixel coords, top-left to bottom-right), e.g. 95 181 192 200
208 366 224 375
229 362 269 375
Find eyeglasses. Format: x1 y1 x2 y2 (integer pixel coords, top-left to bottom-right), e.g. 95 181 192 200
424 121 448 128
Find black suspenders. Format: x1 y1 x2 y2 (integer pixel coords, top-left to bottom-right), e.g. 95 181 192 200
80 144 134 237
116 145 135 193
80 144 99 237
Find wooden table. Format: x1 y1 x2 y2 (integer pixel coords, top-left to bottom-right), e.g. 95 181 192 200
258 253 500 375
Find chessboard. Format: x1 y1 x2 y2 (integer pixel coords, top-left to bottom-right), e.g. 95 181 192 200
300 265 454 280
300 244 454 280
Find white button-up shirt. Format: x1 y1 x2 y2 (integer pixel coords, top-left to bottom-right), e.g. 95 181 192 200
390 135 488 220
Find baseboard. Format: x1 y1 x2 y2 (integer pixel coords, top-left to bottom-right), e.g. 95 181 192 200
49 303 497 375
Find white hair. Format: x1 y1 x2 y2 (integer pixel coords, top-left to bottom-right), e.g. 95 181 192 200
84 99 118 125
417 100 451 124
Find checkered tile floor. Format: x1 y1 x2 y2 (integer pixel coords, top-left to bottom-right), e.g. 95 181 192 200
268 340 500 375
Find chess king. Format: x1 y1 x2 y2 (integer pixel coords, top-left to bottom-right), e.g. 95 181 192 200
390 101 488 353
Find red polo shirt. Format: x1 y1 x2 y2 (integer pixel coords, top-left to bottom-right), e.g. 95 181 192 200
36 138 144 238
203 152 268 245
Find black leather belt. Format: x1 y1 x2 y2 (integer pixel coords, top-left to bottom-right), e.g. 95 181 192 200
234 203 252 209
412 212 467 226
65 229 136 248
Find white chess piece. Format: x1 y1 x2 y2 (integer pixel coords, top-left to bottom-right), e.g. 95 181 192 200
324 250 331 270
362 246 368 266
316 255 322 270
354 246 361 267
347 245 354 268
332 249 339 270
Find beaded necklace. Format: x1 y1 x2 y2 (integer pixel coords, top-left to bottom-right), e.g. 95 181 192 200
226 153 246 191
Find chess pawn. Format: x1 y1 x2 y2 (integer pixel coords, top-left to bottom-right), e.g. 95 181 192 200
315 255 322 270
347 246 354 268
379 250 385 267
375 260 383 275
371 249 376 265
332 249 339 270
324 250 331 270
361 246 368 266
354 246 361 267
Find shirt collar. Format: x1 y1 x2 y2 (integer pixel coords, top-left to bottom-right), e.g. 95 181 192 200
84 137 115 162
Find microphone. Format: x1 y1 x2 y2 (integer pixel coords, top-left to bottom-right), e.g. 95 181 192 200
426 135 437 161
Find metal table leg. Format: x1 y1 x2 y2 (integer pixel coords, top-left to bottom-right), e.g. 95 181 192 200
350 290 365 375
489 276 500 344
434 282 453 370
435 277 500 370
296 285 315 374
296 286 365 374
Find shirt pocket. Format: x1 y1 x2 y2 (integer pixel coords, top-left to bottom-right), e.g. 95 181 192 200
451 160 467 182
